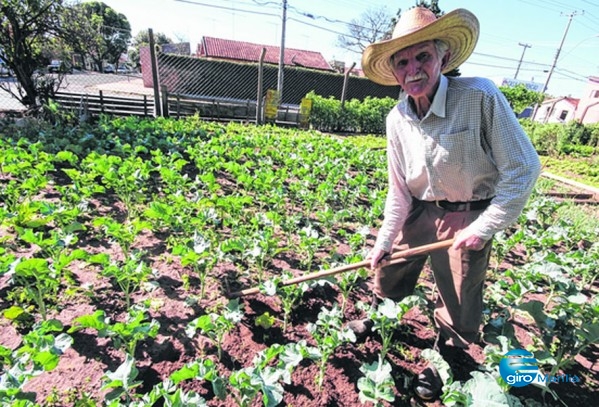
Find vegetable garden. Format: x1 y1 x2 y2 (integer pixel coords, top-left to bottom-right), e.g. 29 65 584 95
0 115 597 407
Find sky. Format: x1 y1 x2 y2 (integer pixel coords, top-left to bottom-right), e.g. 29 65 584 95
96 0 599 99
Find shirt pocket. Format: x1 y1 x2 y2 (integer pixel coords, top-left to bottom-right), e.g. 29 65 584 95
437 129 482 164
432 129 486 195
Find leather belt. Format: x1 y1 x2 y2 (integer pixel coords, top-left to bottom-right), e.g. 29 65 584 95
414 197 493 212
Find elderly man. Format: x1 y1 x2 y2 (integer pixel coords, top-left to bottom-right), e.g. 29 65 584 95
349 6 541 400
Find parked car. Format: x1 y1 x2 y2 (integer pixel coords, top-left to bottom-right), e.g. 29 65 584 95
103 64 115 74
47 60 73 74
0 63 12 77
117 64 132 74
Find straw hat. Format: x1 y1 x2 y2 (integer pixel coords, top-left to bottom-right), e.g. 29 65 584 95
362 7 479 86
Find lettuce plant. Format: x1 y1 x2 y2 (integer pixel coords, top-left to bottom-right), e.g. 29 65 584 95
362 296 426 360
186 299 244 360
306 304 356 389
261 272 309 332
357 355 396 406
69 307 160 357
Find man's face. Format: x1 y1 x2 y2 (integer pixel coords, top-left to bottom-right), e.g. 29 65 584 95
390 40 447 99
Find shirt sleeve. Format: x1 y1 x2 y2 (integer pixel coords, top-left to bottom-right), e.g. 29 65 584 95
464 84 542 241
374 113 414 253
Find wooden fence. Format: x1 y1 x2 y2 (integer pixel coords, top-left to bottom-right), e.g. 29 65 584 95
54 91 153 117
54 91 302 126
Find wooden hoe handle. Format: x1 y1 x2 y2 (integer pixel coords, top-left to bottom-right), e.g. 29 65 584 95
227 238 454 298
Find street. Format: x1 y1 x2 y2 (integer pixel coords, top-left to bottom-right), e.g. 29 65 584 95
0 71 149 112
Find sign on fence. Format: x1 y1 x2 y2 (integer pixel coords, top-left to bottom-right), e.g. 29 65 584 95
299 98 312 128
264 89 279 120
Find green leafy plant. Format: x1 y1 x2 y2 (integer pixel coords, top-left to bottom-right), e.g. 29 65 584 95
101 354 143 404
129 359 226 407
98 252 155 308
226 342 310 407
186 299 244 360
306 304 356 389
261 272 309 332
171 231 217 300
0 319 73 403
361 296 426 360
7 258 58 320
297 223 328 271
92 216 152 261
357 355 396 406
333 255 368 313
69 308 160 357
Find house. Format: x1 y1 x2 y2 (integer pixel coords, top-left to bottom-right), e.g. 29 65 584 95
573 76 599 124
531 76 599 124
196 36 333 72
533 96 579 124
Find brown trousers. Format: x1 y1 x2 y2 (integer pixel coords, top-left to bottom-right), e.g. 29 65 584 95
373 199 493 348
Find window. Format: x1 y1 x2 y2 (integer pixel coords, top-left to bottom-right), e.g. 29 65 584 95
559 110 568 120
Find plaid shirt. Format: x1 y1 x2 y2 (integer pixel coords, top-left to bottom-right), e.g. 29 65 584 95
375 75 541 253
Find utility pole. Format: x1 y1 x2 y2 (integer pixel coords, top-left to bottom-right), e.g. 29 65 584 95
514 42 531 79
532 11 580 121
277 0 288 103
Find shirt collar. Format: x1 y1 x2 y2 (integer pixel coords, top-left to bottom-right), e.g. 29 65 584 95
400 75 448 120
430 75 448 118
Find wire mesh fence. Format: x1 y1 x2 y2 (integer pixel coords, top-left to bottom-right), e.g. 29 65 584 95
156 51 400 107
0 29 400 122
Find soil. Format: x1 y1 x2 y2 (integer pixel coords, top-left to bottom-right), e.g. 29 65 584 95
1 176 598 407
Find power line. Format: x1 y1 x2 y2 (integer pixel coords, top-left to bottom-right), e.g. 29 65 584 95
515 43 532 79
533 10 581 119
171 0 593 91
173 0 279 18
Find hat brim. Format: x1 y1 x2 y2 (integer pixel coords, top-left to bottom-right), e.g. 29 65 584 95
362 9 479 86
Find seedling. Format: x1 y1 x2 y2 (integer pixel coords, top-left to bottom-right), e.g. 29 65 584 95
186 299 244 360
101 354 143 404
357 355 396 406
261 272 309 332
361 296 426 360
69 308 160 357
306 304 356 389
100 252 155 308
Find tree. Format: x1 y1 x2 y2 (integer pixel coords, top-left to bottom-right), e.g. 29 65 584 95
0 0 66 110
129 30 172 69
63 1 131 71
499 84 544 115
336 7 398 55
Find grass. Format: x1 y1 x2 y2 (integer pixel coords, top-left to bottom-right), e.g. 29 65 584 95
540 155 599 188
534 177 599 232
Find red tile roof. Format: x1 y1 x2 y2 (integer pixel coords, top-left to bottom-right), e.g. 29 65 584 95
544 97 580 108
197 36 333 71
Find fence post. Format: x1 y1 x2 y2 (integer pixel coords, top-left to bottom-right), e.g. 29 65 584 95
143 95 148 117
161 85 169 118
341 62 356 108
148 28 162 117
99 90 104 113
256 48 266 124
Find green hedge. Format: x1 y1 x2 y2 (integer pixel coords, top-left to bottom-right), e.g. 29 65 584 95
305 91 599 154
520 119 599 156
306 91 397 135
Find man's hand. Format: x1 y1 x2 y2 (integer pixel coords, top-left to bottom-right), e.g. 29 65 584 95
452 232 486 251
366 247 389 270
